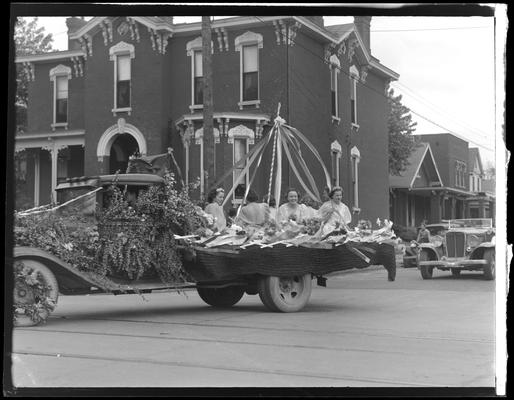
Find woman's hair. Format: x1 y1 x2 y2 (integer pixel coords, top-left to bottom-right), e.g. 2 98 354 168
284 187 300 201
300 195 321 209
207 187 224 203
246 189 259 203
328 186 343 199
262 194 276 207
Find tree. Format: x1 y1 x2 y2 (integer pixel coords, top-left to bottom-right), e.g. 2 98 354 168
387 88 419 176
14 17 54 132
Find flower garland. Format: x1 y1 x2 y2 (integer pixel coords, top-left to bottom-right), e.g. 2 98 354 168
13 260 56 325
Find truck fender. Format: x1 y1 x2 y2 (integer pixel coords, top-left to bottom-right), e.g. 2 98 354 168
470 243 495 260
12 246 101 294
417 246 439 261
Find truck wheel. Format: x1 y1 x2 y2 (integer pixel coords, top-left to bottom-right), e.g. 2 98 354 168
197 286 245 308
483 249 495 280
451 268 461 276
13 259 59 327
258 274 312 312
419 251 434 280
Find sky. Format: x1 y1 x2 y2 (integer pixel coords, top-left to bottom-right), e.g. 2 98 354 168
30 11 504 167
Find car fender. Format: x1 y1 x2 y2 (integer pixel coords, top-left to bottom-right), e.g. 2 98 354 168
469 242 495 260
417 245 439 260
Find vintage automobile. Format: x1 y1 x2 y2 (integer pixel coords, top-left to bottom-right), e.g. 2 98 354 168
402 222 449 268
12 172 397 326
414 218 495 280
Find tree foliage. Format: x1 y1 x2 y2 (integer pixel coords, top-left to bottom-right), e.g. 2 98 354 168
388 88 419 175
14 17 54 132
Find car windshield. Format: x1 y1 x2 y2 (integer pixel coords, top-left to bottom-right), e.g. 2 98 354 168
448 219 493 229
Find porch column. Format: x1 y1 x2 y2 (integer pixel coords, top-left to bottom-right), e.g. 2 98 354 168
34 151 40 207
450 196 456 219
478 198 486 218
51 144 58 203
430 192 442 223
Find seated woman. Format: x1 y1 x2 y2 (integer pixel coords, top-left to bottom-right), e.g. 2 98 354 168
417 222 431 243
299 194 321 220
204 187 227 233
234 189 270 227
276 188 310 226
318 186 352 237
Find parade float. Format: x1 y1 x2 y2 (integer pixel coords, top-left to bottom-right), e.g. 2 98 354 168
11 108 397 326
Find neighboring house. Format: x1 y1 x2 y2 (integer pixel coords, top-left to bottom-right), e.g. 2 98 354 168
14 16 398 222
389 142 444 227
389 134 495 226
466 147 495 221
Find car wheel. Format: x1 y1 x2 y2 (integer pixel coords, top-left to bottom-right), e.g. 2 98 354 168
451 268 461 277
419 250 433 280
197 286 245 308
258 274 312 312
13 259 59 327
483 249 495 280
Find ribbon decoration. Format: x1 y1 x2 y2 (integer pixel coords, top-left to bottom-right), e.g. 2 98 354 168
215 104 333 212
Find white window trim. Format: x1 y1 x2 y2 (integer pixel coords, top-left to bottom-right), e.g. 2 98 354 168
193 127 220 194
187 37 204 112
329 55 340 121
49 64 72 130
351 145 361 214
330 140 342 186
235 32 263 110
109 41 135 115
228 124 255 205
350 65 359 128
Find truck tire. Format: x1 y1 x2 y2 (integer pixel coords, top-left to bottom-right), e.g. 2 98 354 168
13 259 59 327
419 250 434 280
197 286 245 308
258 274 312 312
483 249 495 280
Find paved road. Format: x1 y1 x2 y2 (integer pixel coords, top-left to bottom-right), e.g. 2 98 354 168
8 266 496 389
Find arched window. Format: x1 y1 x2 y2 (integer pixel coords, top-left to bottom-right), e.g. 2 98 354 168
351 145 361 213
329 55 340 121
235 31 263 109
186 37 204 111
49 64 72 129
109 41 135 114
330 140 342 186
349 65 360 127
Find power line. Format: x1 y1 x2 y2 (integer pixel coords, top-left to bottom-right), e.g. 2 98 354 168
253 16 495 153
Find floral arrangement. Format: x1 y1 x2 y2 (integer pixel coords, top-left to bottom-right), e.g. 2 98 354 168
13 260 56 325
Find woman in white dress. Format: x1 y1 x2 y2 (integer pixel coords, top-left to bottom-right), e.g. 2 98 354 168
204 187 227 232
276 188 309 226
318 186 352 237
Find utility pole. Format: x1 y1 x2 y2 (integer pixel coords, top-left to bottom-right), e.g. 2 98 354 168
202 16 215 196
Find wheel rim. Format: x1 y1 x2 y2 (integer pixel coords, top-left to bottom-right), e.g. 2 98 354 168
277 276 305 305
14 281 36 305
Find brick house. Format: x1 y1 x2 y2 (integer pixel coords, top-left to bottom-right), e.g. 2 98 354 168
389 133 495 226
14 16 398 222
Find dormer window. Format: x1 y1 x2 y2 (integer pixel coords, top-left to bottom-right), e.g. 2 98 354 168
49 64 72 130
235 32 263 109
109 41 135 114
329 55 340 121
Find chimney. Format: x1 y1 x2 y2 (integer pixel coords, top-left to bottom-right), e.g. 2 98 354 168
66 17 88 51
305 16 324 28
354 16 371 52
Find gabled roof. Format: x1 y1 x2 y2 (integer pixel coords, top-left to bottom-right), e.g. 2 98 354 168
325 23 354 38
468 147 483 174
389 142 443 189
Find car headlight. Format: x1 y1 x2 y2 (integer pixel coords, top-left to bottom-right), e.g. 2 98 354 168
466 234 481 248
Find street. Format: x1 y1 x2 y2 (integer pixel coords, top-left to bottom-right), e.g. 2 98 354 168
9 266 496 389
